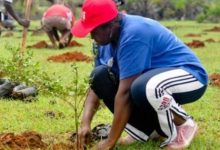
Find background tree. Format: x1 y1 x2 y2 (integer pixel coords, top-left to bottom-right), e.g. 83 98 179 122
9 0 220 22
122 0 220 22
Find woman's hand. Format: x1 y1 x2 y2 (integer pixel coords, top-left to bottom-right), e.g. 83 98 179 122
78 125 92 149
96 139 114 150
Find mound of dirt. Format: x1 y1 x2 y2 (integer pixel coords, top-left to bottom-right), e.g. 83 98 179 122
204 26 220 32
186 40 205 48
184 33 201 37
205 38 216 43
0 131 47 150
0 124 110 150
27 40 83 49
28 40 49 49
47 51 92 63
68 40 83 47
209 73 220 88
52 143 76 150
0 131 77 150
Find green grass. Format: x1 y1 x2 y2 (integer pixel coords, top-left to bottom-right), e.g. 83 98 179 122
0 20 220 149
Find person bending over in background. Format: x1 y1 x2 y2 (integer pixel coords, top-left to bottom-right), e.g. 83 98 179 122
0 0 30 34
71 0 208 149
41 4 74 49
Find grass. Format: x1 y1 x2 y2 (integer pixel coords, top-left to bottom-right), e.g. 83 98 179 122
0 20 220 149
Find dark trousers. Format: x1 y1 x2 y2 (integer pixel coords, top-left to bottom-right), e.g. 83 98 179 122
90 65 207 144
90 65 162 141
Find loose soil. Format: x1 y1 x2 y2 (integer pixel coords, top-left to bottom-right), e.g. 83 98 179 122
205 38 216 43
0 131 76 150
27 40 83 49
204 26 220 32
186 38 220 45
28 40 49 49
68 40 83 47
184 33 202 37
186 40 205 48
209 73 220 88
47 51 92 63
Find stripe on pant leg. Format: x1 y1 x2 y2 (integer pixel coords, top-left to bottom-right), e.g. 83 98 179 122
173 105 188 114
156 75 193 88
158 109 176 147
157 76 196 98
125 124 149 142
170 100 191 120
164 79 197 91
156 75 193 98
161 76 195 88
160 79 198 97
166 110 172 136
155 74 192 98
165 80 204 94
124 129 146 142
146 69 192 146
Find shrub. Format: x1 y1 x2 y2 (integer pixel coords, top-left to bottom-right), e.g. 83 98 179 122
0 45 88 97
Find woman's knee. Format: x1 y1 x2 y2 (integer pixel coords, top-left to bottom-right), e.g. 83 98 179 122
90 65 109 89
90 65 118 101
90 65 108 80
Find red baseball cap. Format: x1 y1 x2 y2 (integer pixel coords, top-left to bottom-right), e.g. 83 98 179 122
71 0 118 38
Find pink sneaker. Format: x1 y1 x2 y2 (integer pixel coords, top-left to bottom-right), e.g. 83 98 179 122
167 119 198 150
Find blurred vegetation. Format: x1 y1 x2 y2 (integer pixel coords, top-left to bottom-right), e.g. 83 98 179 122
12 0 80 20
123 0 220 22
12 0 220 23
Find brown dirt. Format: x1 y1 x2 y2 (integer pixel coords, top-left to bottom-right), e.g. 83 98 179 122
186 40 205 48
184 33 201 37
2 32 13 37
47 51 92 63
209 73 220 88
28 40 49 49
205 38 216 43
204 26 220 32
27 40 83 49
0 131 77 150
52 143 76 150
0 131 47 150
68 40 84 47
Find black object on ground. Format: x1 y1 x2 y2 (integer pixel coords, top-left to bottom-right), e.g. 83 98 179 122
70 124 111 144
0 78 37 101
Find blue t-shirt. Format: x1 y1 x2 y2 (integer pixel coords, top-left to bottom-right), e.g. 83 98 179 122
95 14 208 85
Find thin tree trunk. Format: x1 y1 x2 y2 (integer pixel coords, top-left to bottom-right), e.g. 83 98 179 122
20 0 32 57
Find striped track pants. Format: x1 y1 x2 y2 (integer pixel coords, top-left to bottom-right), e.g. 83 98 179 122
90 66 207 147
